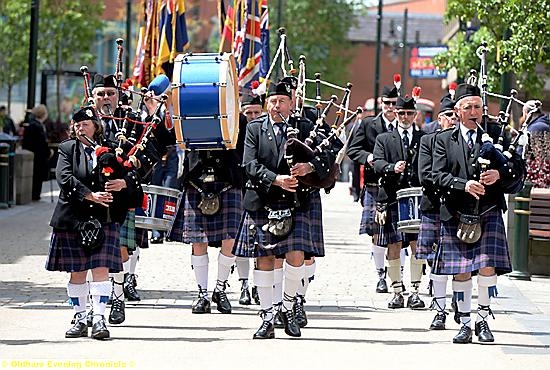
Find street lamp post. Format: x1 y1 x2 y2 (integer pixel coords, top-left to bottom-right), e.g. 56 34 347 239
27 0 40 110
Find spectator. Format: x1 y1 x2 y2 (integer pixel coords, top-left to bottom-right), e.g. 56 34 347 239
22 104 51 201
522 100 550 134
0 106 17 136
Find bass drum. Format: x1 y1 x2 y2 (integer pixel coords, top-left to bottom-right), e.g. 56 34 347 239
171 52 239 150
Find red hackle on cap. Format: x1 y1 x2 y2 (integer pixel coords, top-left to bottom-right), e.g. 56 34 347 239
449 82 457 99
393 74 401 83
250 80 260 89
412 86 422 100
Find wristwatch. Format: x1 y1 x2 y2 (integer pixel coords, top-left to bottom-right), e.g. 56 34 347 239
307 162 316 173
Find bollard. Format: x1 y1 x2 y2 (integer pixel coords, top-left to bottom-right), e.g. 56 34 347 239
508 182 533 280
0 143 9 209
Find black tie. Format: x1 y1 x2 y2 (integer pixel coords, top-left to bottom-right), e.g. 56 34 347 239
84 146 94 172
467 129 475 150
388 123 394 132
274 122 286 147
402 130 409 152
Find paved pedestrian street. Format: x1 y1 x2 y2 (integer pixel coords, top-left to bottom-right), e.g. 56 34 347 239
0 183 549 370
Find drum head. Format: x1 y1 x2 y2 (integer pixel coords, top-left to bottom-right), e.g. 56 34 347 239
219 53 239 149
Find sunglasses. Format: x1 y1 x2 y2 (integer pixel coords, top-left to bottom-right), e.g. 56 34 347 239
443 112 456 118
397 111 415 116
382 100 396 106
96 91 117 97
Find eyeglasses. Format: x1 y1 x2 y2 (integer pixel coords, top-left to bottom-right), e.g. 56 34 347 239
397 111 415 116
95 91 117 97
382 100 396 106
443 112 456 118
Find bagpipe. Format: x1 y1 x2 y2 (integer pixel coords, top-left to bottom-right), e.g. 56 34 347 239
79 38 170 182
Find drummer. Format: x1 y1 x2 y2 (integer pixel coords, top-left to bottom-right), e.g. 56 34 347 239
372 94 426 309
168 108 246 315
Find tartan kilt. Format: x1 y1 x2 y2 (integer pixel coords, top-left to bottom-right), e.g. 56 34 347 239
359 184 378 236
168 182 242 244
135 227 149 249
432 209 511 275
232 191 324 259
119 210 136 251
45 223 123 273
415 211 440 261
373 203 418 247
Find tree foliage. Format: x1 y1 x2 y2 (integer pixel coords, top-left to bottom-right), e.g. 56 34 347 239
39 0 104 119
0 1 31 111
273 0 362 97
433 0 550 98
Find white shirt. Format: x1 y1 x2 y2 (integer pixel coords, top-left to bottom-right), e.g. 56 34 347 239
397 125 414 142
459 124 477 147
382 114 397 131
269 116 287 135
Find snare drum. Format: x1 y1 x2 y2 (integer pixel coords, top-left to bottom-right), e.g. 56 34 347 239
396 187 423 233
171 53 239 150
135 185 183 232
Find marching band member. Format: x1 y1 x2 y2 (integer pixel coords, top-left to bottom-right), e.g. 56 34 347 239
431 83 524 343
347 85 399 294
233 81 338 339
236 93 265 305
46 107 141 340
416 96 457 330
373 95 426 309
168 116 245 315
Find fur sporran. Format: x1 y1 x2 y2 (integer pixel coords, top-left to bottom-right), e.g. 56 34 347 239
262 209 293 238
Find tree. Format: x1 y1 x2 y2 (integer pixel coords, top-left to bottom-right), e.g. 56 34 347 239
38 0 104 121
273 0 362 99
0 1 31 114
433 0 550 99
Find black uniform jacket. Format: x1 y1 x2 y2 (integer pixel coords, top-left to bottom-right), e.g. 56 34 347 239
432 123 519 221
418 130 443 212
181 115 248 189
50 139 142 230
373 127 424 203
347 113 391 185
242 115 337 211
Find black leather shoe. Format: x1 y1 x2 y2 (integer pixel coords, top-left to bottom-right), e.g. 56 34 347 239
91 317 110 340
453 325 472 344
294 296 308 328
388 293 404 309
430 312 447 330
124 274 141 301
192 296 211 314
150 236 164 244
65 322 88 338
407 292 426 310
108 298 125 324
239 286 252 305
253 321 275 339
280 309 301 337
475 320 495 343
212 290 232 314
376 278 388 293
273 309 284 328
251 286 260 305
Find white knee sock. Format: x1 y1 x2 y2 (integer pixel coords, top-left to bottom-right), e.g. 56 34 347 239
400 248 406 280
272 268 283 305
129 247 140 274
477 275 497 323
89 280 111 324
410 256 424 292
452 279 473 327
235 257 250 281
215 252 236 291
387 258 403 293
372 245 386 278
191 254 209 295
430 273 449 312
297 261 316 297
67 282 89 323
111 272 125 301
282 262 305 312
254 269 274 322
